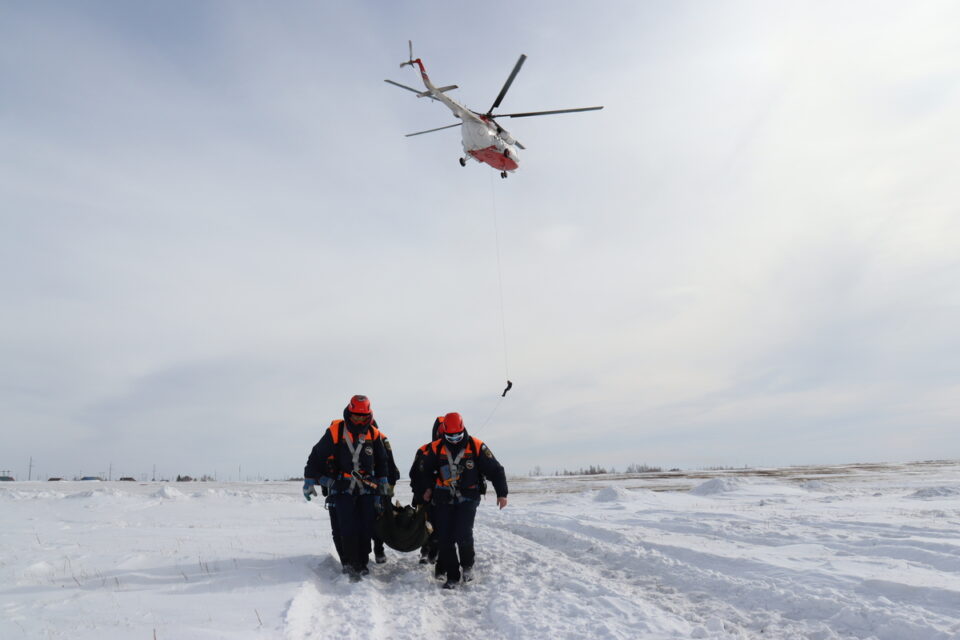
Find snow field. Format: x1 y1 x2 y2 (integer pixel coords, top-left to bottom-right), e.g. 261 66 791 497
1 462 959 639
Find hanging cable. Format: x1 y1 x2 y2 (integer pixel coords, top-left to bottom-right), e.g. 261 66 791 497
489 172 512 398
477 395 505 430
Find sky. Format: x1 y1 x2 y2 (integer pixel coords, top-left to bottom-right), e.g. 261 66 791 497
2 1 959 480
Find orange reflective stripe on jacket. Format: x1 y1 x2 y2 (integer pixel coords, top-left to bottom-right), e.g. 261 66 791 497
430 436 483 457
329 420 381 444
328 420 343 444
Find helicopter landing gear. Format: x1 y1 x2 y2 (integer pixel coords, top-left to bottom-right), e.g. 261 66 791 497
459 157 466 167
500 171 508 179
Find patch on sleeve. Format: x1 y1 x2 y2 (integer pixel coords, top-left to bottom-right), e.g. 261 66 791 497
383 438 392 451
483 445 494 458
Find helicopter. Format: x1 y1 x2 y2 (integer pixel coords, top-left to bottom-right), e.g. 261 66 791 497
385 42 603 178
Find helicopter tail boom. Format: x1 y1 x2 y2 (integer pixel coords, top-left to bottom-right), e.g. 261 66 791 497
418 85 458 97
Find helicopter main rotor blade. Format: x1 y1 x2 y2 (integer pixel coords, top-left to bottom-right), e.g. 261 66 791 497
487 54 527 115
497 106 604 118
405 122 463 137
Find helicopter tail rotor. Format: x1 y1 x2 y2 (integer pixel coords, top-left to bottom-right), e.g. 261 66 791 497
400 40 416 68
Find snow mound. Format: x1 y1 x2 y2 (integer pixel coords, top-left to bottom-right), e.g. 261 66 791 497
153 486 186 500
801 480 832 491
66 489 124 499
20 561 56 579
594 486 631 502
195 488 256 499
909 486 960 499
0 489 65 501
690 478 741 496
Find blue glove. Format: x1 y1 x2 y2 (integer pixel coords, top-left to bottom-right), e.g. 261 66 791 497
318 477 335 489
303 478 318 502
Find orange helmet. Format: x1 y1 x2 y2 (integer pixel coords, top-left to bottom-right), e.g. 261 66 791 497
347 395 371 415
442 412 465 442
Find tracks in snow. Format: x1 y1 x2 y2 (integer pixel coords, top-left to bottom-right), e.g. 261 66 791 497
492 503 960 640
282 496 960 640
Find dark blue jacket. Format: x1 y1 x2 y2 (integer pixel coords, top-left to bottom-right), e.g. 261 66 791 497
417 431 508 501
304 418 388 494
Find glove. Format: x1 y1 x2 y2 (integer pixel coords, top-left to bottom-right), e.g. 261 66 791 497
374 495 385 514
387 483 395 497
377 477 390 496
317 476 335 497
302 478 318 502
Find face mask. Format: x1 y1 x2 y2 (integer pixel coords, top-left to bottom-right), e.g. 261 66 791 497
444 431 464 444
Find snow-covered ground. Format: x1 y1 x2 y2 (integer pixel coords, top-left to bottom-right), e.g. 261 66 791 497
2 461 959 640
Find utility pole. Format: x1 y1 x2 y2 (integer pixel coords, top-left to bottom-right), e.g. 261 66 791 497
28 457 33 481
152 464 156 482
108 463 112 481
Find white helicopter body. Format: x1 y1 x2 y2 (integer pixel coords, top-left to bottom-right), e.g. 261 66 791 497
386 43 601 178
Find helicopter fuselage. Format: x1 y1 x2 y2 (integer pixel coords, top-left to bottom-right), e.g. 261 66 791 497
407 58 520 173
461 118 519 172
389 47 600 177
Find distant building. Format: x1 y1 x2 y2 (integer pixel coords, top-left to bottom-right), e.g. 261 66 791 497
47 477 63 481
118 477 136 482
80 476 102 481
0 476 14 482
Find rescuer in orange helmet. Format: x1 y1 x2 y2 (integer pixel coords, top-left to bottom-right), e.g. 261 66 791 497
417 412 508 589
303 395 391 580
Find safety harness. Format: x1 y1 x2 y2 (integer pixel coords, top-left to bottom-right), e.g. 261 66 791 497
329 420 380 494
434 436 485 501
443 446 468 500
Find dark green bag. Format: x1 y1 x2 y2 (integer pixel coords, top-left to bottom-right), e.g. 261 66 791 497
374 502 431 552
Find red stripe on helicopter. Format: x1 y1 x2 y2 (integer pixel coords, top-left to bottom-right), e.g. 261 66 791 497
468 146 519 171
